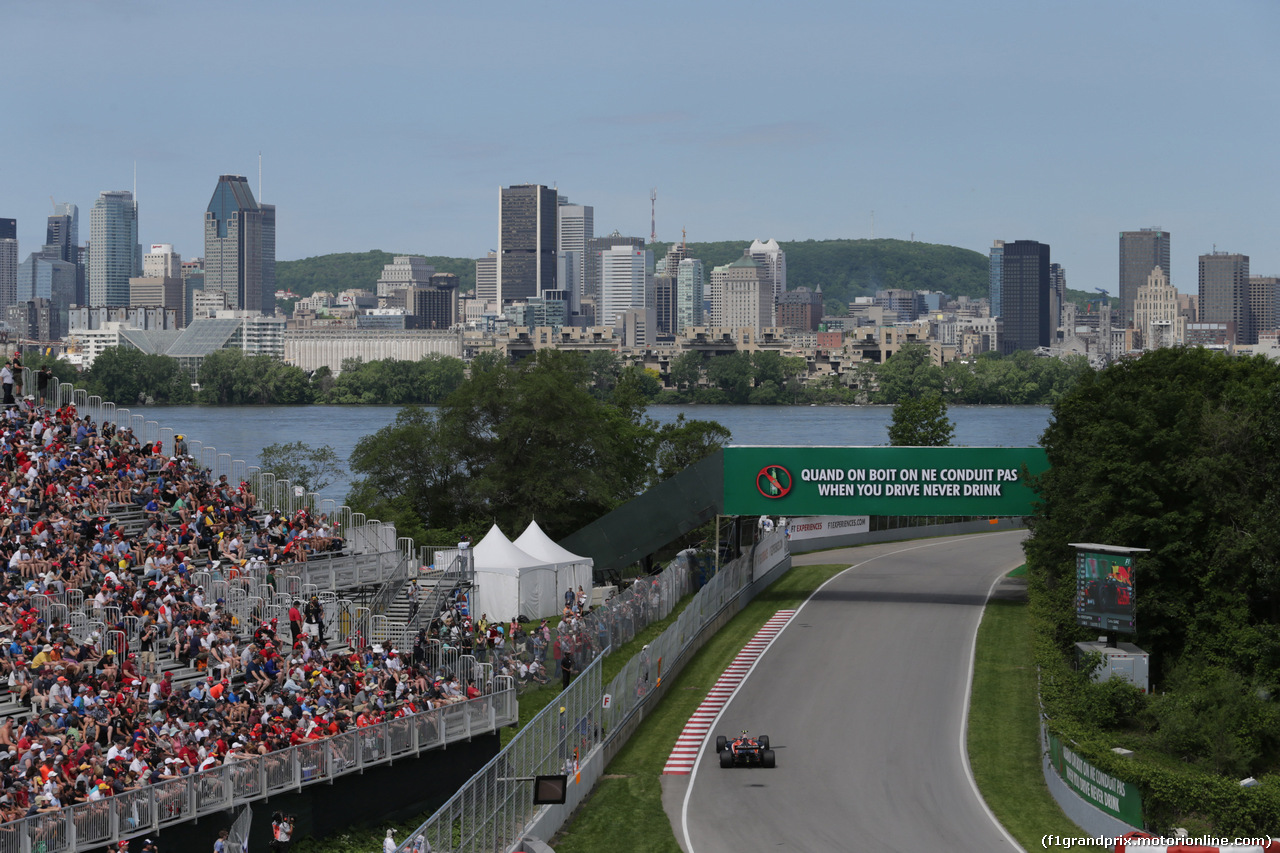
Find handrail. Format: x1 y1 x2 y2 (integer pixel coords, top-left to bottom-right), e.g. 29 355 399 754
0 686 518 853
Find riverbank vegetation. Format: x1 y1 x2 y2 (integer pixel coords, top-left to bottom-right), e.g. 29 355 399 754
1025 347 1280 834
344 350 730 544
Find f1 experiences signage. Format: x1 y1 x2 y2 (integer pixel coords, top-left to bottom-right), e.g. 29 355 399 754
723 446 1049 517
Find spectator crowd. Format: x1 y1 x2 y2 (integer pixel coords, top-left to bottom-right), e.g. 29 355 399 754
0 395 487 828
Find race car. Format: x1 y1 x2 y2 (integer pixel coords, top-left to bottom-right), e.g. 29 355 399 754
715 731 776 768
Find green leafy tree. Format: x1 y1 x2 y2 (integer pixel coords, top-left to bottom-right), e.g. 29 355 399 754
668 351 703 393
347 349 704 542
653 415 732 481
259 441 345 493
886 394 954 446
83 348 196 405
1025 348 1280 685
872 343 943 402
705 352 754 403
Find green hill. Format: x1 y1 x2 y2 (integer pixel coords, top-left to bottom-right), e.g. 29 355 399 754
276 250 477 297
276 240 1107 315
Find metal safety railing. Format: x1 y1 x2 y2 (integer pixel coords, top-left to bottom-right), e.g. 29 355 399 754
394 548 699 853
0 685 518 853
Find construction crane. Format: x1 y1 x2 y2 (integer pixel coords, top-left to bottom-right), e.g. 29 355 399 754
1087 287 1110 313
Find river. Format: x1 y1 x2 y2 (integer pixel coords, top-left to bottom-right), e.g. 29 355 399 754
131 403 1053 503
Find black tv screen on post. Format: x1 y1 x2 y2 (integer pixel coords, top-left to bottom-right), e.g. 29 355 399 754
1075 550 1136 633
533 775 567 805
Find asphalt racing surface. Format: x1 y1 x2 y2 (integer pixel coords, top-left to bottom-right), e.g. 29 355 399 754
675 531 1026 853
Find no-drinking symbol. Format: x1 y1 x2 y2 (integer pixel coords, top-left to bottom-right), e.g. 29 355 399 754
756 465 793 499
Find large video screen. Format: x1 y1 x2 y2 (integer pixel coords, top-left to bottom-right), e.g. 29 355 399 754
1075 551 1135 633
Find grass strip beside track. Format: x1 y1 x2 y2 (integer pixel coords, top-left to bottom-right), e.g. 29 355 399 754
553 563 854 853
968 596 1086 850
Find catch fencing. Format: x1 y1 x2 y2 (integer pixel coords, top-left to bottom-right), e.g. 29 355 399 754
0 685 517 853
395 550 696 853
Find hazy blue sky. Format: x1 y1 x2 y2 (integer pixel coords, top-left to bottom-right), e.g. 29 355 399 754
2 1 1276 295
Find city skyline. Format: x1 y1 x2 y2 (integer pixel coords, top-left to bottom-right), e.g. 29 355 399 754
2 2 1276 299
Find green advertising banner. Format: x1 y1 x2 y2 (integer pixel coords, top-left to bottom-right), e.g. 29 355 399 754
1048 733 1144 827
722 446 1049 517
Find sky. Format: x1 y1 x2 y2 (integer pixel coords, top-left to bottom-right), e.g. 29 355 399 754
2 0 1277 296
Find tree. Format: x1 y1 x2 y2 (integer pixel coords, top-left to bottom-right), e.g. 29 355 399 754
887 394 954 446
653 415 732 482
1024 348 1280 684
668 351 703 393
872 343 943 403
259 441 345 493
347 349 694 542
83 348 196 405
705 352 754 403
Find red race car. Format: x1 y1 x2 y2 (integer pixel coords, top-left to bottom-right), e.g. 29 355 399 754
715 731 776 768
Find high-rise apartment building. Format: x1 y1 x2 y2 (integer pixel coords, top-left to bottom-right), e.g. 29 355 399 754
1119 228 1170 329
1198 252 1250 345
44 215 76 265
89 191 141 307
16 253 76 339
497 184 557 303
654 273 677 336
676 257 704 332
0 218 16 313
988 240 1004 318
748 239 786 302
1134 266 1185 349
999 240 1050 353
205 175 266 313
1249 276 1279 339
599 245 651 327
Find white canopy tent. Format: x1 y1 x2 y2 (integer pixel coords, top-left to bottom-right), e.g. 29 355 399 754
514 520 595 609
470 524 560 622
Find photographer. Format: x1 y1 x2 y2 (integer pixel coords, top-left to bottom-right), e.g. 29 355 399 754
271 812 294 853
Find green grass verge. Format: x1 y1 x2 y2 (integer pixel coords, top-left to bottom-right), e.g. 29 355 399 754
968 598 1085 849
1006 564 1028 578
553 563 855 853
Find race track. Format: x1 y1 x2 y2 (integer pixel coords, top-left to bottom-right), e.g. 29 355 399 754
676 531 1026 853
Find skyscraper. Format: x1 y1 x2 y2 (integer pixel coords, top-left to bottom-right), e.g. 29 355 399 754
748 238 786 302
0 218 18 313
1134 266 1184 349
599 245 651 327
1250 276 1280 339
1119 228 1170 329
89 191 141 307
999 240 1050 353
260 203 277 313
585 231 644 309
558 200 593 312
988 240 1004 318
44 214 76 264
710 253 772 330
497 184 557 303
204 175 265 313
475 252 497 305
1199 252 1250 345
676 257 705 332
